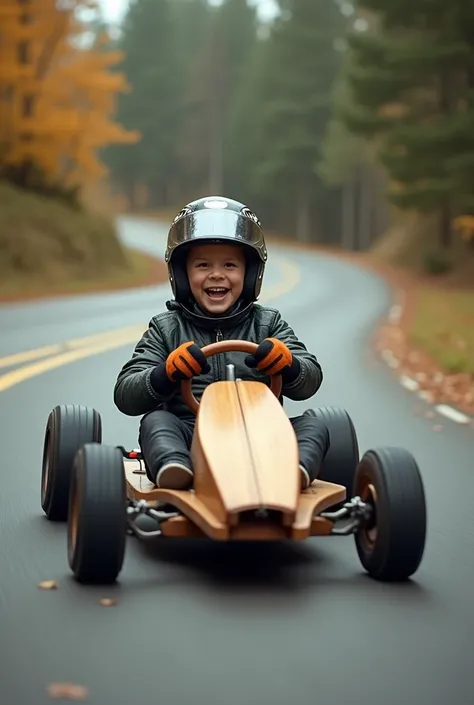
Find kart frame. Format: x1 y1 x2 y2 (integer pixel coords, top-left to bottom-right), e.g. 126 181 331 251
42 338 427 584
117 340 373 543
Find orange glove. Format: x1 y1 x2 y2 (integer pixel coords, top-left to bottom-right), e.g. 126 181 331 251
244 338 294 376
165 341 210 381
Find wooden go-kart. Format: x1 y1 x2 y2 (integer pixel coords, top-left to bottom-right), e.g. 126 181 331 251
41 340 427 585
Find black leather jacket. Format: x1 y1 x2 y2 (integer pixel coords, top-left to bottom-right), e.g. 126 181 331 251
113 299 323 419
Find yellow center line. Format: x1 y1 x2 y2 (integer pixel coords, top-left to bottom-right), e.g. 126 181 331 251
0 255 300 392
0 325 149 369
0 344 64 369
0 333 144 393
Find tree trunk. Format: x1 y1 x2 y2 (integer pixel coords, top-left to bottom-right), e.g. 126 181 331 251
438 73 452 249
295 183 311 242
342 177 356 251
208 29 223 194
358 164 373 251
373 166 389 242
439 203 452 248
209 114 223 194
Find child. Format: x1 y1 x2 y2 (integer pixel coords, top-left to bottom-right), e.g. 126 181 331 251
114 196 330 490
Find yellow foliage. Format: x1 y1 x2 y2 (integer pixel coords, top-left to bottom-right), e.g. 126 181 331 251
378 102 409 119
0 0 140 189
453 215 474 243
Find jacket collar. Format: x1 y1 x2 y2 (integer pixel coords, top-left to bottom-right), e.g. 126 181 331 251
165 297 254 331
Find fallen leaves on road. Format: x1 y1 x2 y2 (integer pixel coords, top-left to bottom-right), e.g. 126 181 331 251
38 580 58 590
99 598 117 606
46 683 88 700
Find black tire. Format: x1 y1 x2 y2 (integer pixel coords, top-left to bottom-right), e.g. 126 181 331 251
304 406 359 497
41 405 102 521
353 447 427 582
67 443 127 584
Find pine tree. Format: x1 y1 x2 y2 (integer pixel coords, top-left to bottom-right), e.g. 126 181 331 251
176 0 258 197
103 0 183 208
224 33 271 205
340 1 474 247
318 51 368 187
245 0 348 240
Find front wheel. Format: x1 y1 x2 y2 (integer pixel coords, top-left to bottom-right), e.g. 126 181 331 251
353 447 427 581
68 443 127 584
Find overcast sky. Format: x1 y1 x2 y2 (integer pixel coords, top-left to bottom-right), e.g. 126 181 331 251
97 0 279 24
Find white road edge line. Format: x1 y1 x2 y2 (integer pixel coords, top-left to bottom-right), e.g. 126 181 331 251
400 374 419 391
396 371 472 426
397 372 472 426
434 404 470 425
392 372 474 424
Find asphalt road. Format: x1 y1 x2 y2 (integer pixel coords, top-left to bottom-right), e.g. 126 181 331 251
1 216 473 705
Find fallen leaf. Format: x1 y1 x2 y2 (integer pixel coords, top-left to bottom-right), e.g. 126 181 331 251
38 580 58 590
433 425 443 432
46 683 88 700
99 598 117 607
425 411 435 419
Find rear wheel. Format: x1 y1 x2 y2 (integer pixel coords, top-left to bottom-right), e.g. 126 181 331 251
68 443 127 584
353 447 427 581
304 406 359 499
41 405 102 521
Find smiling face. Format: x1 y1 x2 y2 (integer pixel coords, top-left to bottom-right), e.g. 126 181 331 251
186 242 246 314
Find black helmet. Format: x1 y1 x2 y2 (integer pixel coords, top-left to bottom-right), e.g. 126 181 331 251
165 196 267 304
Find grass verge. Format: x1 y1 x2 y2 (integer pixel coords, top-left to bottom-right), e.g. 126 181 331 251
409 288 474 376
0 182 169 303
0 247 169 303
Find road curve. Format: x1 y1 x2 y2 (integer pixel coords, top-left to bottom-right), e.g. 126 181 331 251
1 217 473 705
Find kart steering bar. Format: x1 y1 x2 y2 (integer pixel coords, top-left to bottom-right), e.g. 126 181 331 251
181 339 283 414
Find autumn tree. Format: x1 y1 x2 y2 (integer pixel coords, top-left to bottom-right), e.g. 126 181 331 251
0 0 139 198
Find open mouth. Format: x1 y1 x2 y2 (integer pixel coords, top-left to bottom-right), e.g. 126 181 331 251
205 287 230 301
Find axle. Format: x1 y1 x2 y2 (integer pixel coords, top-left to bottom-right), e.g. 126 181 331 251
124 495 373 540
320 496 373 535
126 499 180 539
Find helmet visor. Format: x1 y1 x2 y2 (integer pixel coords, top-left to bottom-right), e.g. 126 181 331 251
165 209 267 263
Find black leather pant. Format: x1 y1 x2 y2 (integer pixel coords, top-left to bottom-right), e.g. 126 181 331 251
139 409 330 484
